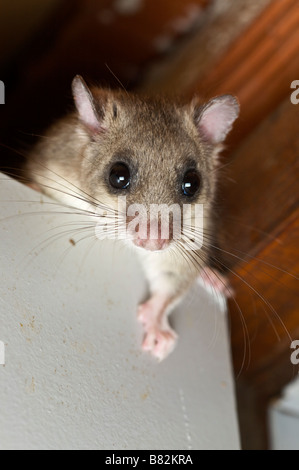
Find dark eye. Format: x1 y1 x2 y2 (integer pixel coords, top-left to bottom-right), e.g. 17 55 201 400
182 170 201 197
109 162 131 190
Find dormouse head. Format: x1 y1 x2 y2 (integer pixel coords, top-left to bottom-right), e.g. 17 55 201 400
72 75 239 252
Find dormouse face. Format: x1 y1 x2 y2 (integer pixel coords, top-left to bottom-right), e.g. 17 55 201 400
72 76 239 252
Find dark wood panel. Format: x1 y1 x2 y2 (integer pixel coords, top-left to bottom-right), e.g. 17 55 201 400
140 0 271 97
198 0 299 145
217 97 299 264
215 94 299 378
141 0 299 149
222 94 299 448
198 0 299 94
231 211 299 449
228 210 299 376
0 0 210 176
26 0 209 83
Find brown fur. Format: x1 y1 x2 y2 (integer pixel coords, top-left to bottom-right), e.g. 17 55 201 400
26 76 239 360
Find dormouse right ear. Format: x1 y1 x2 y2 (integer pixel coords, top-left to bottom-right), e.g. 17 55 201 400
192 94 240 145
72 75 106 134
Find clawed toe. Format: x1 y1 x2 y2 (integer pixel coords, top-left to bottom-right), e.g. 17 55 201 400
137 294 177 361
142 327 178 361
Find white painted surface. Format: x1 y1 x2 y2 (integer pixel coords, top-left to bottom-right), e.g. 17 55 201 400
269 377 299 450
0 174 240 450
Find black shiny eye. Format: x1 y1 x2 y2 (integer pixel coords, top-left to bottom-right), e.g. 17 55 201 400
182 170 201 197
109 162 131 190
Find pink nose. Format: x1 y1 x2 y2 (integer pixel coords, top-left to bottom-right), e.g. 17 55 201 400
133 237 169 251
131 220 172 251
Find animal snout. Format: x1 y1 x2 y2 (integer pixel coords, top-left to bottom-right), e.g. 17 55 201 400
128 218 173 252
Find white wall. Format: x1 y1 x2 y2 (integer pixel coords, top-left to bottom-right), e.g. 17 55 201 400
269 377 299 450
0 174 240 450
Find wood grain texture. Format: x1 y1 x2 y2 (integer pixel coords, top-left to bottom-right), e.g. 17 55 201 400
197 0 299 144
228 211 299 376
140 0 272 95
215 96 299 378
219 97 299 449
142 0 299 148
2 0 210 88
218 98 299 263
231 211 299 449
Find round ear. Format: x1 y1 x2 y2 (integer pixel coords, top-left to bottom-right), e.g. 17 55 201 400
72 75 107 134
192 95 240 144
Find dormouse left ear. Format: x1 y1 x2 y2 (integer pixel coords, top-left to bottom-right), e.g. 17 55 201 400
72 75 107 134
193 95 240 144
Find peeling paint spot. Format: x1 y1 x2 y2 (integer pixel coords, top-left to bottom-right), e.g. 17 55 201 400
20 315 42 342
70 341 87 354
106 297 115 309
25 377 35 394
141 392 148 400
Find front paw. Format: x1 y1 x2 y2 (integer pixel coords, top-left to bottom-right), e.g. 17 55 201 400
137 300 154 327
137 298 177 361
142 326 178 362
